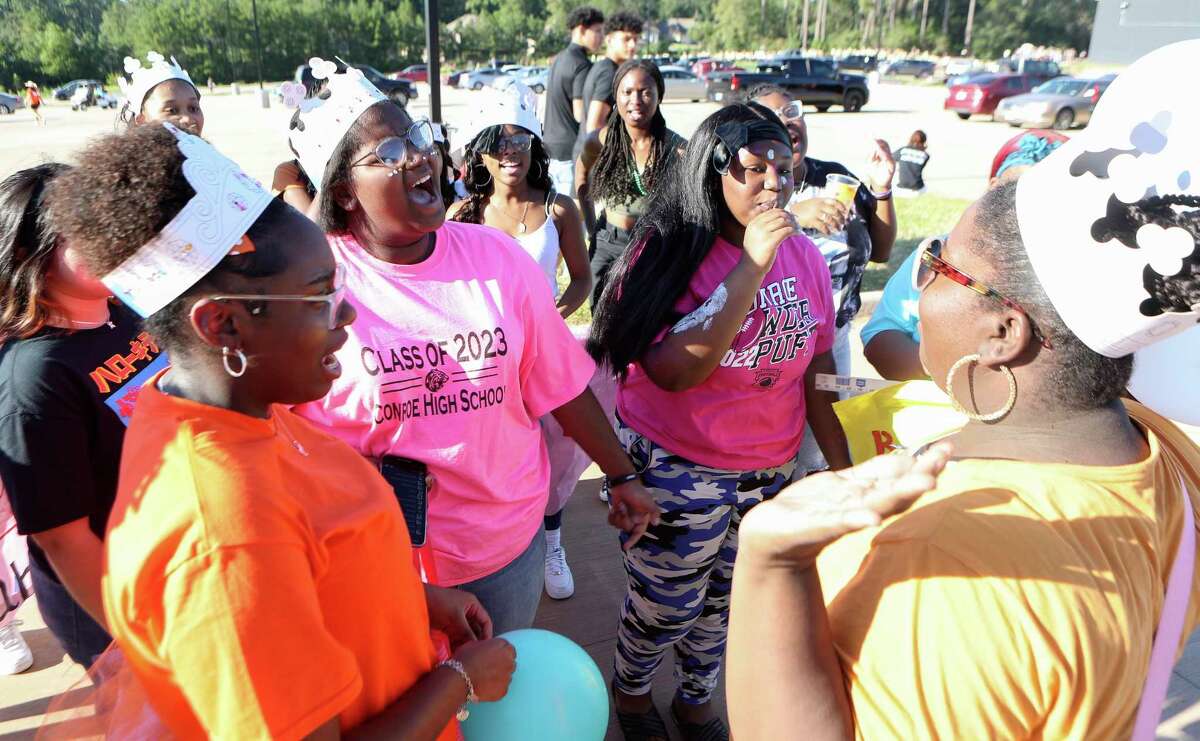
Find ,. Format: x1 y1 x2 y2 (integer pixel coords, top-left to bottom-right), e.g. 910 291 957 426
692 58 739 80
52 79 102 100
659 66 706 102
944 73 1039 121
69 82 117 111
880 58 937 78
705 55 870 113
293 62 417 106
0 93 23 114
393 64 428 83
837 54 879 73
994 75 1115 130
458 67 508 91
998 57 1062 83
499 66 548 94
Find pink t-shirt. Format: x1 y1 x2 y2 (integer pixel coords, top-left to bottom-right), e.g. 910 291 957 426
294 222 595 585
617 234 835 471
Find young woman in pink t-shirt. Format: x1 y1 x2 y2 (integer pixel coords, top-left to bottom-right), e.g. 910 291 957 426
289 93 658 636
588 103 851 740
